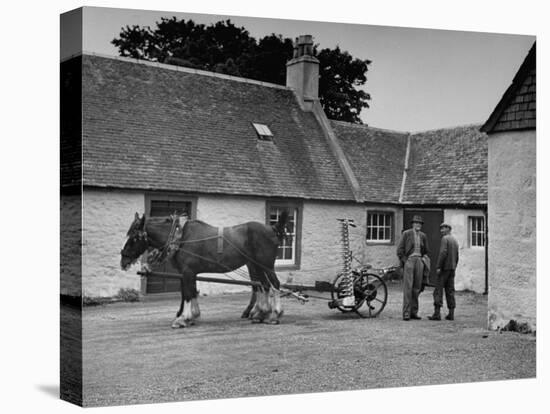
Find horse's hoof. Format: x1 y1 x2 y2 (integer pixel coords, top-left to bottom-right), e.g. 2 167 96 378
251 318 263 324
241 312 250 319
171 322 186 329
266 319 280 325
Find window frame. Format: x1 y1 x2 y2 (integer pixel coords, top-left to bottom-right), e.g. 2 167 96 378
145 193 197 219
366 210 395 245
469 215 486 248
266 200 303 270
252 122 274 141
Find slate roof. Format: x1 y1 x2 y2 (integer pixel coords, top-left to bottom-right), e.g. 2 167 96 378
481 43 536 133
77 54 355 201
402 125 487 205
62 53 488 206
331 121 408 203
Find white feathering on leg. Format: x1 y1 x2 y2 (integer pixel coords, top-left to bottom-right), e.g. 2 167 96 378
183 300 193 323
191 298 201 319
273 289 283 317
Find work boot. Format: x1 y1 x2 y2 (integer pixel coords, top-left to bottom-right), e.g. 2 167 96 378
428 306 441 321
445 308 455 321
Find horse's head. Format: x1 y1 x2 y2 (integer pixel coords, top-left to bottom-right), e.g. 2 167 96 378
120 212 149 271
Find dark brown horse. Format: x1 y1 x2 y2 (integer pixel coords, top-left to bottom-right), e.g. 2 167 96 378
120 212 290 327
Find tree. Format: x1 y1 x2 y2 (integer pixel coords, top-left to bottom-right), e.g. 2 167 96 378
317 46 371 123
112 18 371 123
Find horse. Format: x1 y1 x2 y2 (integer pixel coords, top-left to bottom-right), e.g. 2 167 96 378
120 211 290 328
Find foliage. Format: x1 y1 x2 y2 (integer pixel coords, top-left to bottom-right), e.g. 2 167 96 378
317 47 371 124
112 18 371 123
82 288 141 306
83 295 105 306
115 288 141 303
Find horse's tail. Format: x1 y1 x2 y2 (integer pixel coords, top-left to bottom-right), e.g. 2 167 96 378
272 210 290 242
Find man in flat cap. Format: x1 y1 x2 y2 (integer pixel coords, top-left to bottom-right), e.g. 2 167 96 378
428 223 459 321
397 215 430 321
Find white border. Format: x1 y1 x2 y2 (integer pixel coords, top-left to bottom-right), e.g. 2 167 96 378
2 1 547 414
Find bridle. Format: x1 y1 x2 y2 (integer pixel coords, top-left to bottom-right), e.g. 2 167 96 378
146 215 185 265
120 226 149 263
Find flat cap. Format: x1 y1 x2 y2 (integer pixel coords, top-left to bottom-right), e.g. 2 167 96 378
440 223 452 229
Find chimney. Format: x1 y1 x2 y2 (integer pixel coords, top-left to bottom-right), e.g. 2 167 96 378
286 35 319 102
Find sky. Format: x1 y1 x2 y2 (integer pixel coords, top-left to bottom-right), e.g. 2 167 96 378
66 6 534 132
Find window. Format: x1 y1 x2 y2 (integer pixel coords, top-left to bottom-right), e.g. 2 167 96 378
252 123 273 141
366 211 394 243
149 199 192 218
266 202 302 268
469 216 486 247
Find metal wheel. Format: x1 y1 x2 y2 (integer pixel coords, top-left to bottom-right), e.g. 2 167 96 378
331 271 388 318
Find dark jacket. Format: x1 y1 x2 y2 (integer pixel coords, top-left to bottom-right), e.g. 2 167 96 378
397 229 430 265
437 234 459 270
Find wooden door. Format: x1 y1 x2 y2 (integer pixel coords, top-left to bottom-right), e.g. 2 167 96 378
146 199 193 294
403 209 444 286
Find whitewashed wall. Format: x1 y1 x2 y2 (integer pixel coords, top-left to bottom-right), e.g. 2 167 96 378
80 189 490 299
444 209 486 293
81 190 371 296
488 130 536 331
82 189 144 297
278 201 366 286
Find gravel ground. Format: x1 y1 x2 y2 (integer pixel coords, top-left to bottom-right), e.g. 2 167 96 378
81 282 536 407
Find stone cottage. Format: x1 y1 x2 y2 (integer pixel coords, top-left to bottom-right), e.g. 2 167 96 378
61 35 488 299
481 43 536 331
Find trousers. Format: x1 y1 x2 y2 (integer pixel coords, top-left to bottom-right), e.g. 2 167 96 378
433 269 456 309
403 256 424 318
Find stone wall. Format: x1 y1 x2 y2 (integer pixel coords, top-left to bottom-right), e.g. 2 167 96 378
61 193 82 296
488 130 536 330
444 209 487 293
82 189 144 297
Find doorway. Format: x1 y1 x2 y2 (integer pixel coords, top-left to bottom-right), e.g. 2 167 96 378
145 196 196 294
403 209 443 286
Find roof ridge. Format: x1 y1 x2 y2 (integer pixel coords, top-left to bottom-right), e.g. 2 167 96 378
330 120 409 135
72 51 291 91
410 122 484 135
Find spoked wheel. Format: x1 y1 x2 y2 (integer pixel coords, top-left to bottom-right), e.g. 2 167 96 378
331 271 388 318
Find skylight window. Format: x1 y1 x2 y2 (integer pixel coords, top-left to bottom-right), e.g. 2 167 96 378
252 123 273 141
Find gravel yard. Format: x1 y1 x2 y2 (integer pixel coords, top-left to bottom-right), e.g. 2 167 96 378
79 283 535 407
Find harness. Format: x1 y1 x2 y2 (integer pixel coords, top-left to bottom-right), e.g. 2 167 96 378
143 216 287 291
146 215 187 265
